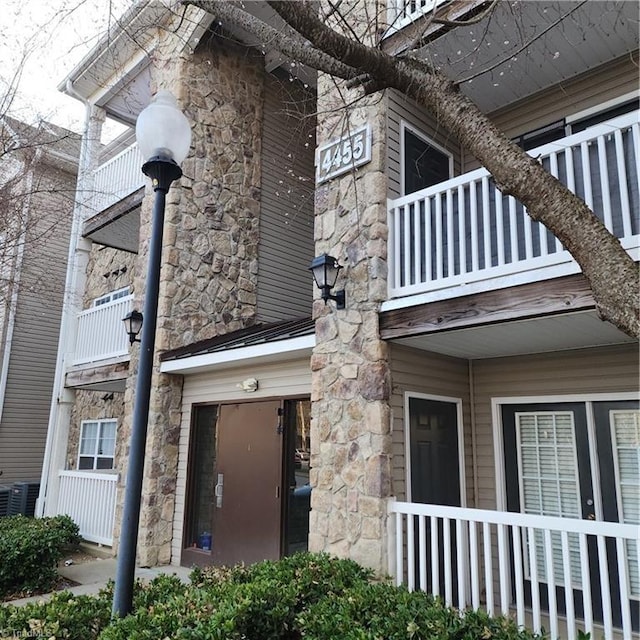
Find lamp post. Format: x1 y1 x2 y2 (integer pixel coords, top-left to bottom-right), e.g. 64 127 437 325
112 90 191 618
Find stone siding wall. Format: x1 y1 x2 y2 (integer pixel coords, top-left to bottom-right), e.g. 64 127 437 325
114 32 266 565
309 71 393 574
81 244 136 308
67 390 126 470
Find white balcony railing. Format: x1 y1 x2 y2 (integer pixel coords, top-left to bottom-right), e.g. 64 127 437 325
386 0 450 34
72 294 133 366
388 111 640 301
389 500 639 640
86 143 145 215
57 471 118 545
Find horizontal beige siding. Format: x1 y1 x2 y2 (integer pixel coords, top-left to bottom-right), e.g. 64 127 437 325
257 72 315 322
170 357 312 564
387 89 462 199
470 343 639 511
389 344 471 503
0 166 73 484
464 54 639 171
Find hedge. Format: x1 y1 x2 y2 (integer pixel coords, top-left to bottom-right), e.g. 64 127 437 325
0 552 547 640
0 514 80 598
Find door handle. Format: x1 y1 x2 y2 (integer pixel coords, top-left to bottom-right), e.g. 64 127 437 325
215 473 224 508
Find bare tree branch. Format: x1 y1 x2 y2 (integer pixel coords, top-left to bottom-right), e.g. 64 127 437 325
183 0 639 337
457 0 589 85
185 0 360 80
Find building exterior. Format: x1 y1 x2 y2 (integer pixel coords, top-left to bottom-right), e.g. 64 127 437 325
0 117 78 498
39 1 638 637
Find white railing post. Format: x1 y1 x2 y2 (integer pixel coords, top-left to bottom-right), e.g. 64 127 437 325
387 500 639 638
387 111 640 301
87 143 145 215
57 470 118 545
72 294 133 365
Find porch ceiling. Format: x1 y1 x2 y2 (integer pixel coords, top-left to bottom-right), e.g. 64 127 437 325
393 310 636 359
82 189 142 253
416 1 639 113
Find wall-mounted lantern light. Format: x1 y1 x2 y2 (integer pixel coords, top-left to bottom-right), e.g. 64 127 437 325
122 310 143 344
309 254 345 309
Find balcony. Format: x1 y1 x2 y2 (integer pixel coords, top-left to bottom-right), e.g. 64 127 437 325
386 0 449 34
57 471 117 545
87 143 145 215
389 500 639 639
387 111 639 305
72 294 133 366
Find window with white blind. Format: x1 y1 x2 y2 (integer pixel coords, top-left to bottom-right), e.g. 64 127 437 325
610 409 640 599
515 411 583 587
79 419 117 470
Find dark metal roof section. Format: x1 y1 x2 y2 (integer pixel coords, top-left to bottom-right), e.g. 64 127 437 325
160 317 314 362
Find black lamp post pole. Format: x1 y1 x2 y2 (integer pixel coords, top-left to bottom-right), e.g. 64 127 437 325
112 158 182 618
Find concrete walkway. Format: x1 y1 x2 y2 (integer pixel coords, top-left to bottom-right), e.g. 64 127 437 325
6 558 193 607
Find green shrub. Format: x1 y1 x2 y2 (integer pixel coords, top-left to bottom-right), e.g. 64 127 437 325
0 585 113 640
297 581 544 640
1 553 547 640
0 515 81 598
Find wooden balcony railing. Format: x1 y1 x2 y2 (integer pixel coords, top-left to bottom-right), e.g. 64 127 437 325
57 471 118 545
72 294 133 366
389 500 639 640
387 111 639 302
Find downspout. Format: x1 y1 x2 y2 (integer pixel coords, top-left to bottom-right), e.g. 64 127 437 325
0 158 37 423
468 359 479 508
36 81 104 516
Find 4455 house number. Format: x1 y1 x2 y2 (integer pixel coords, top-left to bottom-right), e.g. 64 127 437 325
315 124 372 184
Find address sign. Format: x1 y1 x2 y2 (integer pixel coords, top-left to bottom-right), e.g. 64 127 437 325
316 124 372 184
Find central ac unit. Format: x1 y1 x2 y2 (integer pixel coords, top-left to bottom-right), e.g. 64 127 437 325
0 485 10 517
8 481 40 517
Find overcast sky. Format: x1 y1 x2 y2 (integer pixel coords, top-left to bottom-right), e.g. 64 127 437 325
2 0 130 134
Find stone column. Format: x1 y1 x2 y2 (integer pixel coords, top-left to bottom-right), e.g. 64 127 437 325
113 33 265 566
309 73 392 575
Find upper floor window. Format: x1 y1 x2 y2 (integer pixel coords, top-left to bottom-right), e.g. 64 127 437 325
93 286 130 307
513 120 566 151
78 419 116 470
569 97 639 134
513 96 639 152
401 122 453 196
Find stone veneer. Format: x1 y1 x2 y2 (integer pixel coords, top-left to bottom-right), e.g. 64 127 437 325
81 244 136 308
64 245 135 467
113 32 265 565
67 390 126 470
308 70 393 574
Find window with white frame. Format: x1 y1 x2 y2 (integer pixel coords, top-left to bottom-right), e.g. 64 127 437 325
610 409 640 598
401 122 453 196
515 411 583 587
93 286 130 307
78 419 117 470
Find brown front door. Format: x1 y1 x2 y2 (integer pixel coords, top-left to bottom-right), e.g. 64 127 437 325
211 401 283 566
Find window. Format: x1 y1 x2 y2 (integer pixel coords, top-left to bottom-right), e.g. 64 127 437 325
610 409 640 598
569 98 639 134
401 122 452 195
78 419 117 470
511 97 639 152
513 120 566 151
93 286 130 307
